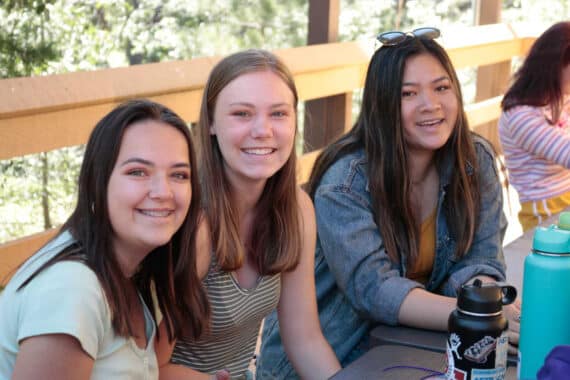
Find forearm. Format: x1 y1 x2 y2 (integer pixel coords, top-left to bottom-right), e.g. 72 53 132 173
284 333 340 380
398 288 456 331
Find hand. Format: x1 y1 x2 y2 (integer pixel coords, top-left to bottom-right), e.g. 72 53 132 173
211 369 230 380
503 298 521 355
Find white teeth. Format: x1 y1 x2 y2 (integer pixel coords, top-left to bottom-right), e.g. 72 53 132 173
243 148 274 155
140 210 172 217
417 119 442 126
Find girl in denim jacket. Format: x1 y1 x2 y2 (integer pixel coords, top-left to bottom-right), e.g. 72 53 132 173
259 29 521 378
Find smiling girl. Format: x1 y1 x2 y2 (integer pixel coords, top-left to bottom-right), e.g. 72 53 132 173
157 50 340 380
259 29 521 376
0 100 208 379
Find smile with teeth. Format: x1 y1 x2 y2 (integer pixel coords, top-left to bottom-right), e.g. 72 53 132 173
138 209 173 217
417 118 444 127
242 147 276 155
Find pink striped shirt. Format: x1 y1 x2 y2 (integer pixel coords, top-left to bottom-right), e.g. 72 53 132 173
498 99 570 202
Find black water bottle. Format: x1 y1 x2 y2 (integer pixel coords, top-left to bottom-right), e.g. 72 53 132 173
445 279 516 380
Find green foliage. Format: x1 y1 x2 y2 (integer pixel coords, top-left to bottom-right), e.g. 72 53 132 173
0 146 82 242
1 0 569 243
0 0 59 77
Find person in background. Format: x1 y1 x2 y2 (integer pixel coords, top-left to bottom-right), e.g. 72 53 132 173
157 49 340 380
258 28 521 377
499 21 570 232
0 99 209 379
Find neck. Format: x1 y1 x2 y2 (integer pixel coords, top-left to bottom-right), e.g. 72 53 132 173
113 241 147 278
409 150 436 186
230 179 265 219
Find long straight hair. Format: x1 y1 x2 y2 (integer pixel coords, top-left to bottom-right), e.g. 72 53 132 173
198 49 301 275
309 38 480 267
20 99 210 342
502 21 570 123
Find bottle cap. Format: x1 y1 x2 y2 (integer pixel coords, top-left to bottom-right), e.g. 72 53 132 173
457 279 517 315
533 225 570 254
559 212 570 230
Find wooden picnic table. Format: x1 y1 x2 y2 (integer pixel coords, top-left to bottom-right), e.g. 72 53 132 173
330 345 517 380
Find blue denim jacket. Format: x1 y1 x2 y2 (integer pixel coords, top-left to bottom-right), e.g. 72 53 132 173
257 135 508 379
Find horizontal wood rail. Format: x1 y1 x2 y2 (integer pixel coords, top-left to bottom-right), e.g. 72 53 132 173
0 23 538 284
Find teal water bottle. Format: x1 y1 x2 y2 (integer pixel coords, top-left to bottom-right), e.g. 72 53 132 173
518 212 570 379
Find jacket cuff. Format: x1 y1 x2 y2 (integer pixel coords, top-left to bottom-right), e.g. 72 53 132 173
376 276 425 325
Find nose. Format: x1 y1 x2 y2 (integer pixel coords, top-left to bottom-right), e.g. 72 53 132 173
251 115 273 138
420 90 441 111
149 174 173 199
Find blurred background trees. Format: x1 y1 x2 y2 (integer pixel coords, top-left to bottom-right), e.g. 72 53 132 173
1 0 568 243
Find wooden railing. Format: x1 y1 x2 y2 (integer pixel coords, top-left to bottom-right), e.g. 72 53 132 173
0 23 538 283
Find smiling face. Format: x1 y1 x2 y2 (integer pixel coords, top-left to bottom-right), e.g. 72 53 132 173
400 53 458 155
210 70 296 190
107 120 192 274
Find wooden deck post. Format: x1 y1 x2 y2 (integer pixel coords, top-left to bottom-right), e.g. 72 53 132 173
304 0 352 152
473 0 511 152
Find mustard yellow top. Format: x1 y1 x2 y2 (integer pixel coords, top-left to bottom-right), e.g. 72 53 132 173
407 208 437 284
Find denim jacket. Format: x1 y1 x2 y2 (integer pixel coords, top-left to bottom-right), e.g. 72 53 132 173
257 135 508 379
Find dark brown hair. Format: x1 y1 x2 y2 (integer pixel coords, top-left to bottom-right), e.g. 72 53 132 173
20 99 209 342
309 37 480 267
198 49 301 275
502 21 570 123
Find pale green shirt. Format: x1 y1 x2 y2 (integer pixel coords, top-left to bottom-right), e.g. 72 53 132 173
0 231 158 379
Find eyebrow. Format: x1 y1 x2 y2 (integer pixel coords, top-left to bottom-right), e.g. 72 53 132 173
229 102 293 109
119 157 190 168
402 75 450 86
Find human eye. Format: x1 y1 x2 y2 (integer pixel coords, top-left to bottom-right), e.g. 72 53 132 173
127 168 147 177
436 84 452 92
271 110 289 118
232 110 251 118
171 171 190 180
402 89 416 98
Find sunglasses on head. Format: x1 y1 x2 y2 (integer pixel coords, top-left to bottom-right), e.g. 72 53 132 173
377 27 440 47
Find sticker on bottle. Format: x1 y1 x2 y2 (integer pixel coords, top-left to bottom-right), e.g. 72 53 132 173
463 336 496 364
470 367 506 380
494 332 509 368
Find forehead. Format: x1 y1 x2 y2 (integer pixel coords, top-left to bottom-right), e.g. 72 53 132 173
402 53 449 82
217 70 295 105
117 120 189 158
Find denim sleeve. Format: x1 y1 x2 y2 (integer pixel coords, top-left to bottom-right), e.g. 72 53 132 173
440 140 508 296
314 182 423 326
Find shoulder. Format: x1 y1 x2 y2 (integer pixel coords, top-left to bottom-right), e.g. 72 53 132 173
20 260 103 304
5 261 109 359
471 134 500 178
472 134 496 159
196 213 212 279
296 187 316 229
315 148 368 193
501 104 545 124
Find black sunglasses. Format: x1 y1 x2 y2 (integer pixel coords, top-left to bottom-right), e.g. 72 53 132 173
377 27 441 46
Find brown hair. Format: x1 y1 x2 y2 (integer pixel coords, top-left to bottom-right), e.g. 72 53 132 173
502 21 570 123
309 37 480 267
198 49 302 275
20 99 209 342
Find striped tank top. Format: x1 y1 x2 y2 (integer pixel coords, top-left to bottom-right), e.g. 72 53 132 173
171 261 281 379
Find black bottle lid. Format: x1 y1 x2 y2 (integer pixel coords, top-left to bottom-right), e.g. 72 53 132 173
457 279 517 315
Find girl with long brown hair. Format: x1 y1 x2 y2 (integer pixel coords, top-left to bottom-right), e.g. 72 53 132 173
0 99 208 379
259 29 521 376
157 49 340 380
